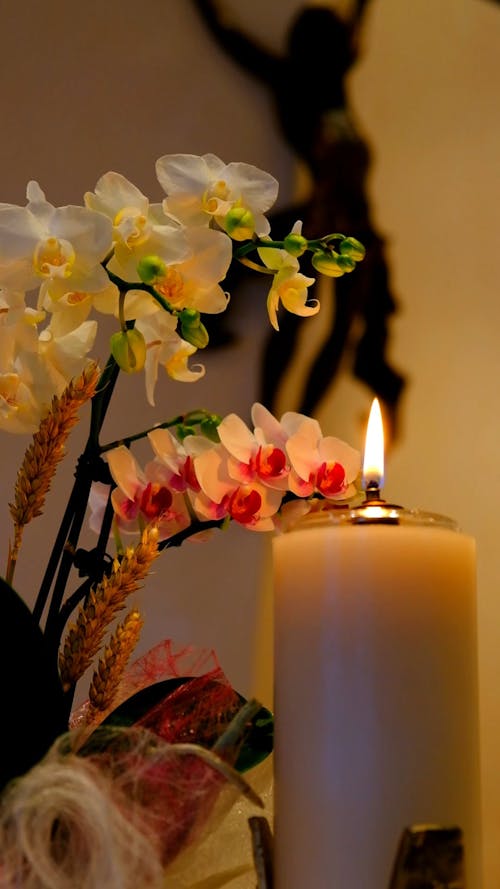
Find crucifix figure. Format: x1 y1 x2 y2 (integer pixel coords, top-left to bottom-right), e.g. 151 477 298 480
194 0 406 439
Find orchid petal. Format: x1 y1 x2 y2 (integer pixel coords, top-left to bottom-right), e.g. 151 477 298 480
286 419 323 480
147 428 184 473
266 288 280 331
194 445 233 503
251 403 287 448
217 414 256 463
106 445 145 500
225 162 279 213
318 437 361 482
84 171 149 218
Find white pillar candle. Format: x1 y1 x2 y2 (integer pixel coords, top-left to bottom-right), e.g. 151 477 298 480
272 402 482 888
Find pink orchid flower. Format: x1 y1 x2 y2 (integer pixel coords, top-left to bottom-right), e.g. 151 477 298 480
285 416 361 500
106 445 191 540
216 402 290 491
147 427 201 494
188 440 283 531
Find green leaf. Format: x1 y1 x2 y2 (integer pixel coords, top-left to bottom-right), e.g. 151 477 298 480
84 676 273 773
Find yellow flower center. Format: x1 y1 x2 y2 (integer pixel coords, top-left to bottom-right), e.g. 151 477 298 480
155 268 184 306
202 179 229 214
164 345 193 377
113 206 149 247
213 179 228 197
0 374 21 410
66 292 89 305
277 278 300 301
33 237 75 279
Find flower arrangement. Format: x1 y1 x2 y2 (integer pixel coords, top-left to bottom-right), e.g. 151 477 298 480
0 153 364 888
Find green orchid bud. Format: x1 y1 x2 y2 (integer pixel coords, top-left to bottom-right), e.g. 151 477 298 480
224 206 255 241
176 423 197 441
137 255 167 284
180 309 209 348
184 409 213 425
184 323 209 349
110 328 146 373
283 232 308 257
200 415 221 442
336 254 357 273
339 237 366 262
311 250 345 277
181 307 199 325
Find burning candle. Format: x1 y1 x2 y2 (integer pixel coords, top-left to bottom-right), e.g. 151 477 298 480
272 399 482 888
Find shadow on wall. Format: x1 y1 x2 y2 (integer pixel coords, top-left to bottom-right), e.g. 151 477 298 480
193 0 406 441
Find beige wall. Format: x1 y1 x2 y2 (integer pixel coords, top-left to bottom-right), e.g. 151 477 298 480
1 0 499 883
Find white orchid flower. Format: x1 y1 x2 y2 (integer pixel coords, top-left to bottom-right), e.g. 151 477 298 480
1 285 97 427
0 183 113 311
156 153 278 239
36 319 97 395
0 288 40 328
136 310 205 405
265 266 318 331
85 172 189 283
0 309 96 433
0 293 42 372
144 226 231 315
0 371 43 433
42 278 120 335
258 224 318 330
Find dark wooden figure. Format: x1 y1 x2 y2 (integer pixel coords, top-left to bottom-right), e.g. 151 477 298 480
193 0 405 438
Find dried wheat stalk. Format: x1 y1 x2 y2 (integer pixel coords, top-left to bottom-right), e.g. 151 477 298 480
87 607 144 717
59 525 159 692
7 362 100 582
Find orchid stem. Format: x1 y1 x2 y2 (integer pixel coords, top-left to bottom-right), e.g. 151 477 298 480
99 415 184 453
35 354 121 640
237 257 274 274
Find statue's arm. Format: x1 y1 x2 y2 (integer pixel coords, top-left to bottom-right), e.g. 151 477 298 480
192 0 281 86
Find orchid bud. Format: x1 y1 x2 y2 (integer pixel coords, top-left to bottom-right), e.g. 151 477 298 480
184 409 213 424
137 255 167 284
176 423 197 441
200 414 221 442
181 308 199 325
224 206 255 241
180 308 209 349
110 328 146 373
339 237 366 261
283 232 308 257
337 254 357 273
311 250 345 277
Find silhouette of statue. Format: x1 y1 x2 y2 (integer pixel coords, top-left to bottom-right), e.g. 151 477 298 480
193 0 405 438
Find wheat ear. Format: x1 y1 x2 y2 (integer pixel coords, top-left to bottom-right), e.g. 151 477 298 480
87 608 144 718
59 525 159 692
7 362 100 584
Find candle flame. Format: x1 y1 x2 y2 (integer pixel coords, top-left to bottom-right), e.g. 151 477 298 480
362 398 384 492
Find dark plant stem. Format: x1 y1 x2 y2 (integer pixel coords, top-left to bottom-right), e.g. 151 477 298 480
50 488 117 648
35 353 121 646
32 475 87 625
158 518 226 551
99 415 184 454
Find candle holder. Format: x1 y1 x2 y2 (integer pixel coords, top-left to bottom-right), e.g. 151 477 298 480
388 824 464 889
299 502 460 529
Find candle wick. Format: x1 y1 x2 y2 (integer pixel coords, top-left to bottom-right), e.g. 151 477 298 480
363 480 383 503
